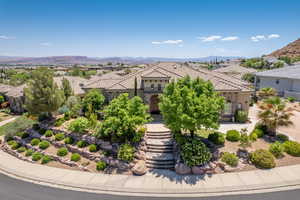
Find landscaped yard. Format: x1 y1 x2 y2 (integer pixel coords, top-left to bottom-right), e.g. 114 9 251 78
0 112 14 122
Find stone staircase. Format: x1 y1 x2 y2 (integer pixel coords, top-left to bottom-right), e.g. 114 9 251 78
145 129 175 169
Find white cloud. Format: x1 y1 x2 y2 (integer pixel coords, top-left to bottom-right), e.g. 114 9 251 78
151 40 183 45
40 42 52 46
221 36 239 41
0 35 15 40
268 34 280 39
197 35 222 42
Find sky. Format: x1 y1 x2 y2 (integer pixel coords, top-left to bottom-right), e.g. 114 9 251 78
0 0 300 58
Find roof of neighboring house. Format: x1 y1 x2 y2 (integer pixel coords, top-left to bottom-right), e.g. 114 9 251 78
54 76 86 95
213 64 257 80
255 64 300 80
83 62 253 92
0 84 25 98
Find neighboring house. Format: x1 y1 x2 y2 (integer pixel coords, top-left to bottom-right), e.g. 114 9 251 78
255 64 300 100
83 62 253 121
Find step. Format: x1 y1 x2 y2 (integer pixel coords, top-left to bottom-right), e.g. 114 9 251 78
146 164 175 169
146 160 175 165
147 149 173 153
146 139 174 146
146 135 172 139
147 130 171 134
146 152 174 161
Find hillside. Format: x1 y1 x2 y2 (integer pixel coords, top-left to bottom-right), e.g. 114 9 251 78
269 38 300 58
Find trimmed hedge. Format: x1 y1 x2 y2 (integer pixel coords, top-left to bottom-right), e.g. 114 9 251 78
39 141 50 150
269 142 284 158
208 132 225 145
57 147 68 157
32 152 43 161
70 153 81 162
77 140 88 148
44 130 53 137
118 144 135 162
89 144 97 152
25 149 34 157
96 161 107 171
64 137 74 145
55 133 65 141
226 130 241 142
251 128 264 138
31 138 40 146
250 149 276 169
17 146 27 153
41 155 52 164
283 141 300 157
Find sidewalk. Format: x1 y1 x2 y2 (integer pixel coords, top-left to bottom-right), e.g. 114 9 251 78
1 150 300 197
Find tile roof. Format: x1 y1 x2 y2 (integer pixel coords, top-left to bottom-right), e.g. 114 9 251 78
54 76 86 95
255 64 300 80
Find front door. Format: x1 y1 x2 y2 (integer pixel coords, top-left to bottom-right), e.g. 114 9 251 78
150 94 160 114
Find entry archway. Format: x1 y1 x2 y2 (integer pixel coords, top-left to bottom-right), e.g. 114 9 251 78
149 94 160 114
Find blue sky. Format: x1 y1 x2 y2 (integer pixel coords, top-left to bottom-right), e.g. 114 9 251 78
0 0 299 58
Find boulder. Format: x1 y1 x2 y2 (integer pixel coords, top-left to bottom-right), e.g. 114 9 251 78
100 142 113 151
134 151 146 160
132 160 147 176
175 163 191 175
192 166 205 175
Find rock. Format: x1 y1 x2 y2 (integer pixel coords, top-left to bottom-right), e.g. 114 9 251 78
209 162 217 169
134 151 146 160
100 142 113 151
132 160 147 176
175 163 191 175
192 166 205 175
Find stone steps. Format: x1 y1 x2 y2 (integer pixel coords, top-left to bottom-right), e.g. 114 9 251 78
146 164 175 169
146 135 172 140
146 139 174 146
146 152 174 161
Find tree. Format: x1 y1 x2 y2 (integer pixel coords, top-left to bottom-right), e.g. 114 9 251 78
62 77 73 99
24 68 64 116
258 96 293 136
242 73 255 83
257 87 277 100
99 93 151 142
159 76 225 138
134 76 137 96
82 89 105 115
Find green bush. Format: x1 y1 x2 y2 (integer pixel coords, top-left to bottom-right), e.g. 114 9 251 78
226 130 241 142
77 140 88 148
55 133 65 141
250 149 276 169
64 111 71 120
180 139 212 167
11 142 20 150
30 138 40 146
277 134 289 142
17 146 27 153
68 117 90 134
269 142 284 158
89 144 97 152
39 128 47 135
96 161 107 171
41 155 52 164
44 130 53 137
16 132 29 139
54 118 65 127
39 141 50 150
0 116 36 137
32 123 40 131
251 128 264 138
287 96 296 103
25 149 34 157
234 110 248 123
208 132 225 145
221 152 239 167
249 131 258 141
118 144 135 162
254 123 268 135
32 152 43 161
57 147 68 157
70 153 81 162
64 137 74 145
7 140 16 146
283 141 300 157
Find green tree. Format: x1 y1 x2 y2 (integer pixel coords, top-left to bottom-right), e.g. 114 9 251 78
258 97 293 136
24 68 64 116
99 93 151 142
159 76 225 138
257 87 277 100
62 77 73 99
82 89 105 115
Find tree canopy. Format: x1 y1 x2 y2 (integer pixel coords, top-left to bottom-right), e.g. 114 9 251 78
82 89 105 115
24 68 64 116
159 76 225 137
62 77 73 99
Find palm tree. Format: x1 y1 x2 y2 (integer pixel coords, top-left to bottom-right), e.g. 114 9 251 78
258 96 293 136
257 87 277 99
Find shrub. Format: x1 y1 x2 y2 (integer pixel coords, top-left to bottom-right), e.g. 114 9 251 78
54 118 65 127
208 132 225 145
254 123 268 135
132 128 145 143
251 128 264 138
250 149 276 169
11 142 20 150
57 147 68 157
64 137 74 145
58 105 70 114
64 111 71 120
96 161 107 171
118 144 135 162
235 110 248 123
287 96 296 103
89 144 97 152
221 152 239 167
39 141 50 150
32 152 43 161
239 133 252 149
25 149 34 157
16 132 29 139
226 130 241 142
44 130 53 137
31 138 40 146
41 155 52 164
249 131 258 141
39 128 47 135
269 142 284 158
70 153 81 162
17 146 27 153
277 134 289 142
55 133 65 141
7 140 16 146
283 141 300 157
32 123 40 131
68 117 90 134
0 116 36 138
77 140 88 148
180 139 212 167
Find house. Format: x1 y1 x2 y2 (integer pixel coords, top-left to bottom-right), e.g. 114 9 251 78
83 62 253 121
255 64 300 100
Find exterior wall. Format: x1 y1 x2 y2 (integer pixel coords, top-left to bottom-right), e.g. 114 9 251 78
257 76 293 96
291 79 300 92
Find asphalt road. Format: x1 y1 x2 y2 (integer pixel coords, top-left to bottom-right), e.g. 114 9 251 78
1 173 300 200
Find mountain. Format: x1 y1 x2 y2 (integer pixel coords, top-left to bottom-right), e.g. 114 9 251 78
269 38 300 58
0 56 242 65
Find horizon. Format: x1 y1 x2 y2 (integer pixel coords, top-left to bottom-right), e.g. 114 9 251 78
0 0 299 58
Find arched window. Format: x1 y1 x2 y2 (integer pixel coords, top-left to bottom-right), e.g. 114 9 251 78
158 84 162 91
224 101 232 115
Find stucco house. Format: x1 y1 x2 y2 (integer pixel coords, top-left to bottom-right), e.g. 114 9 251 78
255 64 300 100
83 62 253 121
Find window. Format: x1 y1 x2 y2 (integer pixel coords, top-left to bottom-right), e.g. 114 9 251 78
224 101 232 115
237 103 242 110
151 84 154 90
158 84 162 91
276 79 280 84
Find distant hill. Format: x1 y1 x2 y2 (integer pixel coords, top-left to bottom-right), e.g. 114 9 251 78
269 38 300 58
0 56 242 65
